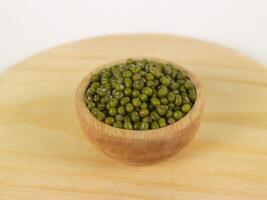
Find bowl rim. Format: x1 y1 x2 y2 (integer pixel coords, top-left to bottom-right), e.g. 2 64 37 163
76 57 204 141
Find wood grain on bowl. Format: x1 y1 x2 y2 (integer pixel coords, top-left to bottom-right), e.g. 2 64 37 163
76 58 204 165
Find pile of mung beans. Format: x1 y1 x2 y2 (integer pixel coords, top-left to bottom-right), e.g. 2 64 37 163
84 58 196 130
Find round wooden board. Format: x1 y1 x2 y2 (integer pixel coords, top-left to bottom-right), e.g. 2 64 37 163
0 34 267 200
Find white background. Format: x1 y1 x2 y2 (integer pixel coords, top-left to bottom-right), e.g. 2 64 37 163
1 0 267 72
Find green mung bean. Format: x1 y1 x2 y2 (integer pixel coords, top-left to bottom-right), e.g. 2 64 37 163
85 58 197 130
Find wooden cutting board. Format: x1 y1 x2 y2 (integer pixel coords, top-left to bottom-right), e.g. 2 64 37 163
0 34 267 200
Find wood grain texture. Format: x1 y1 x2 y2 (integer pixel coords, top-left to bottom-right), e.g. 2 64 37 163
76 58 205 165
0 34 267 200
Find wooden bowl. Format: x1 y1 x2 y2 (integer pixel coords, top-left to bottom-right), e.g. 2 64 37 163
76 58 205 165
